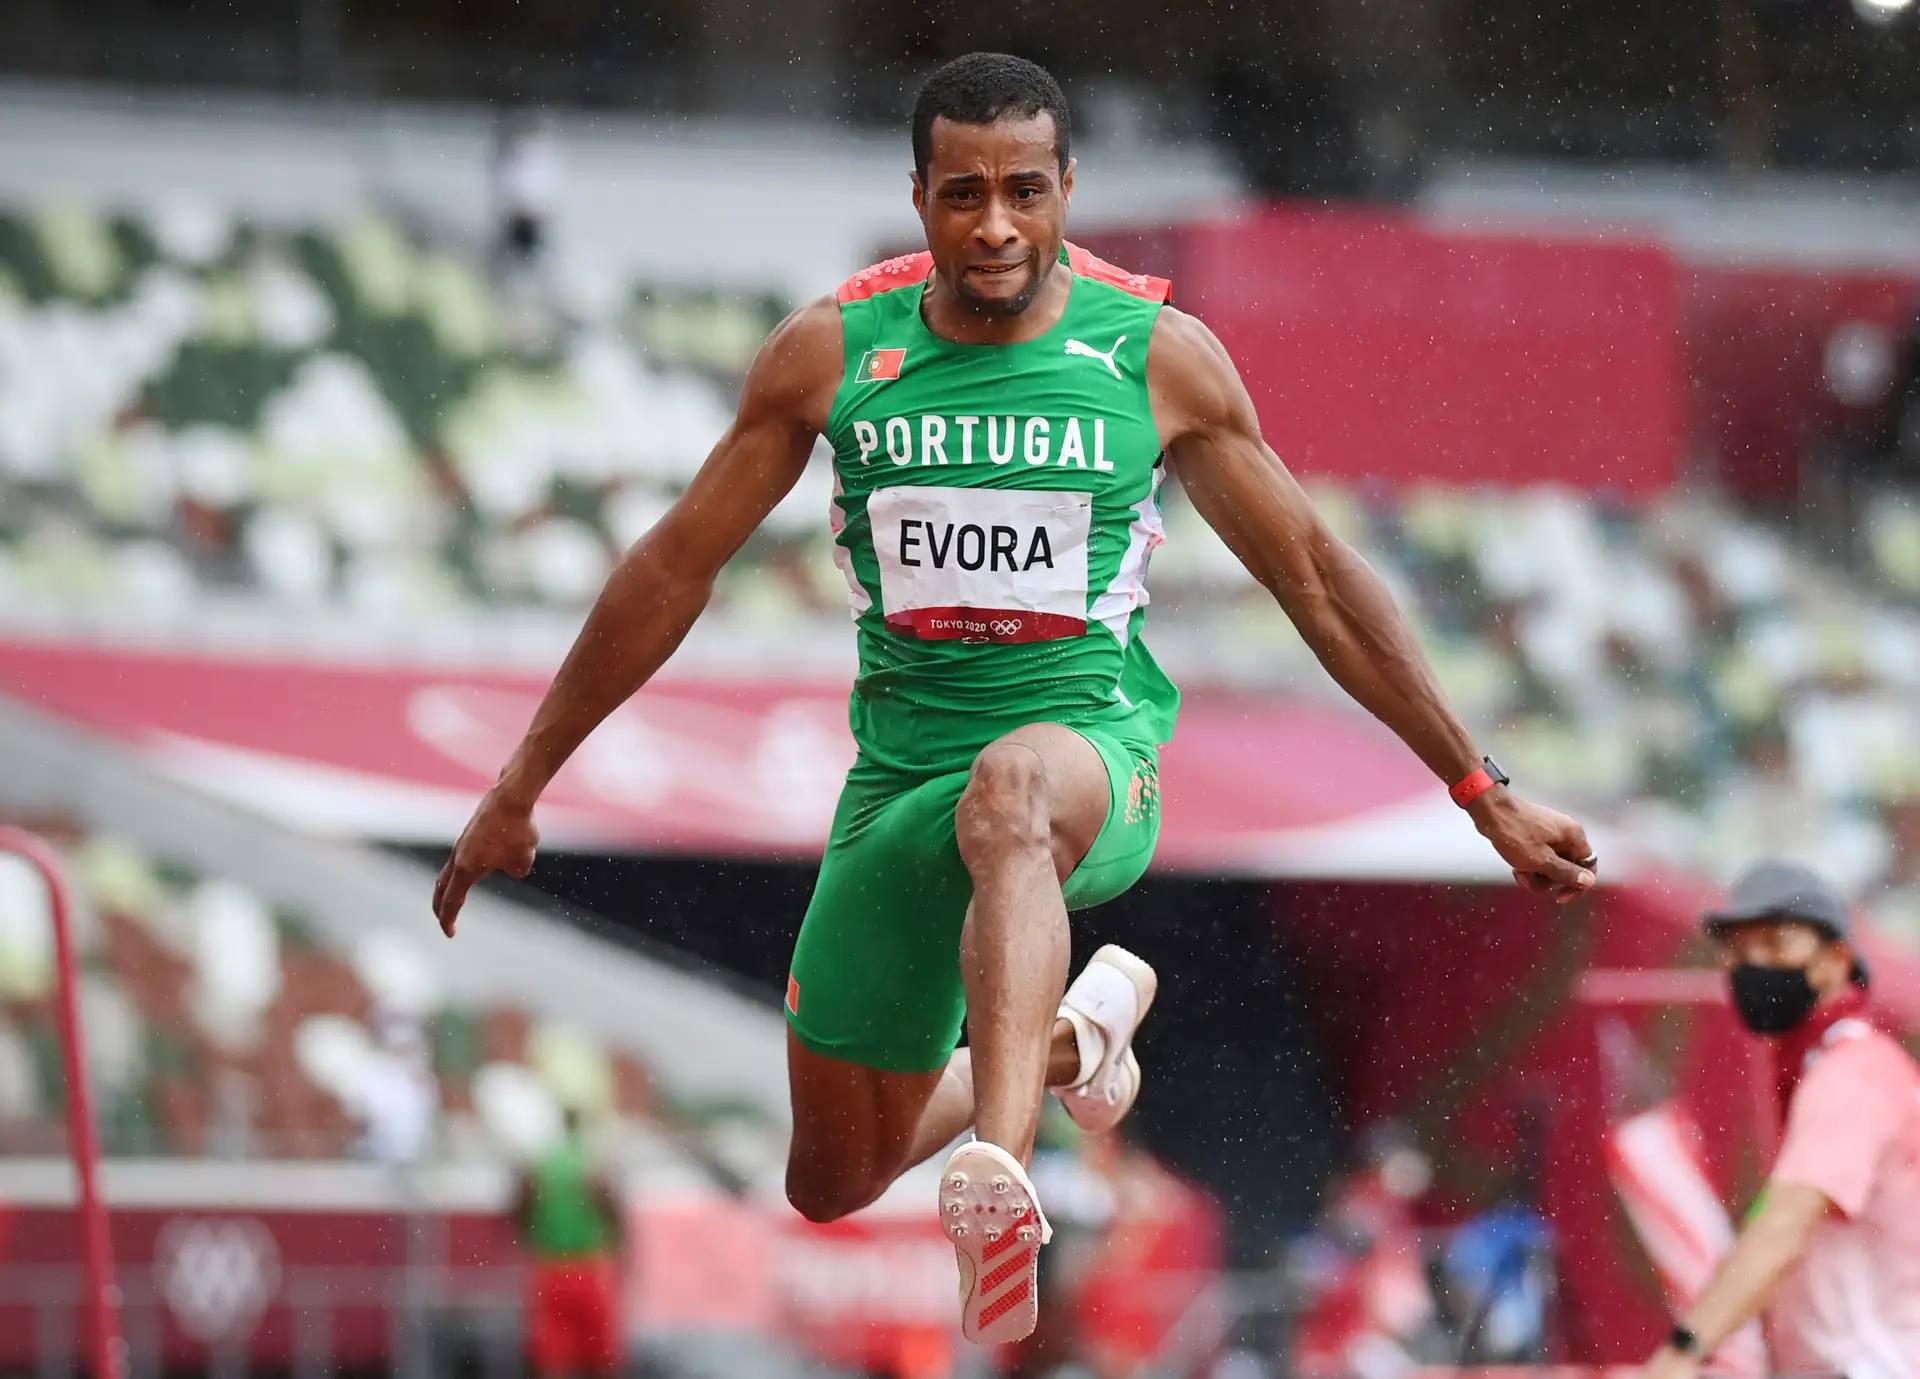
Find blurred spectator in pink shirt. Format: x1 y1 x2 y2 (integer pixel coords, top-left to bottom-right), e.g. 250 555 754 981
1642 861 1920 1379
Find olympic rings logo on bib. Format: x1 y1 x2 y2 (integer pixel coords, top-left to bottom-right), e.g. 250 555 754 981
867 486 1092 645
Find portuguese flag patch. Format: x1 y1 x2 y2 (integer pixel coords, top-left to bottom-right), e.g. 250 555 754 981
857 348 907 382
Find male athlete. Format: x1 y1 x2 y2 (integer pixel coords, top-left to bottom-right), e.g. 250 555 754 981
434 52 1597 1346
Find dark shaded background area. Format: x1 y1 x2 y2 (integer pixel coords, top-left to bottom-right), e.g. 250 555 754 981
3 0 1918 177
402 847 1345 1265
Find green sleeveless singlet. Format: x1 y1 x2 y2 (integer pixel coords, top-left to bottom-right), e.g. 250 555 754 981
785 243 1178 1073
825 242 1181 776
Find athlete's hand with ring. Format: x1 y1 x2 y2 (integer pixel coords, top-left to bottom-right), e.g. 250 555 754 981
433 783 541 937
1466 788 1597 904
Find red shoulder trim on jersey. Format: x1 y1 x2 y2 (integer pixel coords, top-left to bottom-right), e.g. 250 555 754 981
837 252 934 304
836 245 1170 304
1064 242 1172 304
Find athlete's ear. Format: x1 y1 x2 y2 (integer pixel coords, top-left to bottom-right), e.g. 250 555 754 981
1061 158 1076 206
911 171 927 221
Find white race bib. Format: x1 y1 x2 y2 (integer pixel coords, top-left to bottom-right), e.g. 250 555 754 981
867 486 1091 643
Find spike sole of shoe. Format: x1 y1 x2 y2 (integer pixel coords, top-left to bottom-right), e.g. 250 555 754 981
940 1142 1048 1345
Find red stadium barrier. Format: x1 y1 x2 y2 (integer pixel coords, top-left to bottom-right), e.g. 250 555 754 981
0 639 1500 878
7 1176 1220 1373
1091 209 1687 495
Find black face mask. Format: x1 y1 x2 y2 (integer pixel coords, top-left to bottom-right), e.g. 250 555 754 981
1730 964 1820 1033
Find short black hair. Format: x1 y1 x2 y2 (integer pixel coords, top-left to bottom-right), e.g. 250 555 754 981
911 53 1071 182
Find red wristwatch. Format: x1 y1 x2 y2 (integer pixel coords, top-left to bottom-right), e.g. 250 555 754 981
1450 755 1509 808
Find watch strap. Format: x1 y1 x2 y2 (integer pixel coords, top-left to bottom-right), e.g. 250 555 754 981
1450 757 1507 808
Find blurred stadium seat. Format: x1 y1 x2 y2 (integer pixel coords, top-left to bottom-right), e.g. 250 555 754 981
0 819 683 1165
0 200 823 623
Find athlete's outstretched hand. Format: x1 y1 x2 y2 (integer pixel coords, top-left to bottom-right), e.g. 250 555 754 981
1468 790 1597 904
433 787 539 937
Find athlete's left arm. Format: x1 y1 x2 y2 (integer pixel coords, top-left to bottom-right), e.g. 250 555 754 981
1150 307 1596 901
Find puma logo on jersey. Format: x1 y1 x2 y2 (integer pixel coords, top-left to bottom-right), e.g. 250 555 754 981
1064 335 1126 378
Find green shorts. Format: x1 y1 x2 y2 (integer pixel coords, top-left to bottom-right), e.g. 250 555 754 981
785 726 1162 1074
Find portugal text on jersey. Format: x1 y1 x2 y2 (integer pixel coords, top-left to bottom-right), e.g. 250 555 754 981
850 414 1114 469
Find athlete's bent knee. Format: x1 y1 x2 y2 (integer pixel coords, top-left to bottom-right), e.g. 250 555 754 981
784 1169 877 1225
957 742 1050 864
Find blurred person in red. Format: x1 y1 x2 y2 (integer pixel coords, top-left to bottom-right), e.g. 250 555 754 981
1073 1124 1222 1379
1642 861 1920 1379
1290 1122 1438 1378
516 1106 626 1379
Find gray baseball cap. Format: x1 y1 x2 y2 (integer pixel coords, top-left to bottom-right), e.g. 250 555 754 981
1702 859 1869 985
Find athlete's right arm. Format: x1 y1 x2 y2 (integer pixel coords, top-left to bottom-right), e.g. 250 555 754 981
1151 306 1597 903
433 298 844 935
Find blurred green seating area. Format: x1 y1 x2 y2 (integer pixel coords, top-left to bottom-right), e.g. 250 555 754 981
1155 480 1920 957
0 198 833 619
0 815 778 1183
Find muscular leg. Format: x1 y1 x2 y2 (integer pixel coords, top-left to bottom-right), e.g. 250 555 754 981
785 722 1106 1218
899 1019 1085 1170
785 1032 944 1223
789 1019 1087 1223
953 724 1110 1163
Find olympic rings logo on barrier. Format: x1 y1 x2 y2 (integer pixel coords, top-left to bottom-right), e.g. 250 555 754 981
988 620 1023 637
155 1216 282 1342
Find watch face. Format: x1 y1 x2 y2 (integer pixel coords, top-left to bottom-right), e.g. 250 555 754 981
1483 756 1510 786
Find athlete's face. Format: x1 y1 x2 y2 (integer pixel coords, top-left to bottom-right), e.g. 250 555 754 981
914 114 1073 318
